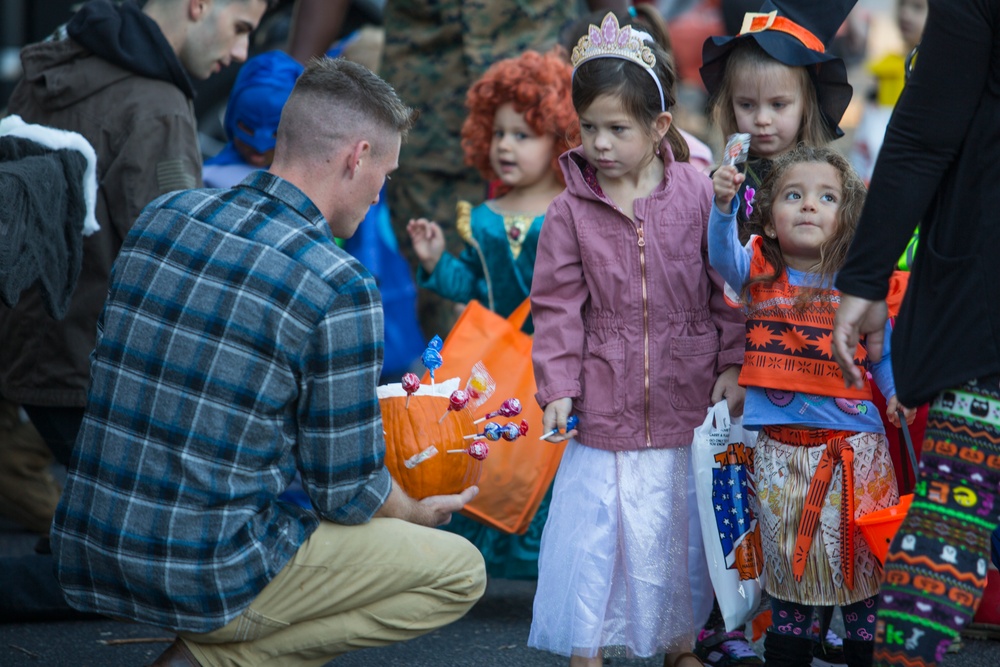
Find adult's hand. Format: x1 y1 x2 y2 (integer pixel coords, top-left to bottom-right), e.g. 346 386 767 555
375 479 478 528
416 486 479 527
832 294 888 389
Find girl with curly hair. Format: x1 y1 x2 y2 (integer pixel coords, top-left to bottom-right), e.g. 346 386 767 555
406 48 577 331
708 145 915 666
405 49 577 580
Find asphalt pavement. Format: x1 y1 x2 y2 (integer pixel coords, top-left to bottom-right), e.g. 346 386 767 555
2 515 999 666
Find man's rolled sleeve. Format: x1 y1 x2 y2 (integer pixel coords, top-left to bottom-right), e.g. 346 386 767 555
297 272 393 524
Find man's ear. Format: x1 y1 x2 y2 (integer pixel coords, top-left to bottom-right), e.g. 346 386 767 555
189 0 211 21
347 140 372 177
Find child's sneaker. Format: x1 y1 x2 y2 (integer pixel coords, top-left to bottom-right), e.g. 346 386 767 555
694 628 763 666
811 628 846 666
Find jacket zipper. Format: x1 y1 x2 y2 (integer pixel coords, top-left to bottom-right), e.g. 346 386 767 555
635 222 651 447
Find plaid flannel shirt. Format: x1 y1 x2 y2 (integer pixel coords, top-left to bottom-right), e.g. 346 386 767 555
51 171 392 632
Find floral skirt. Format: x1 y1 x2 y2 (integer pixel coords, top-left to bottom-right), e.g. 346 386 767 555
753 429 898 606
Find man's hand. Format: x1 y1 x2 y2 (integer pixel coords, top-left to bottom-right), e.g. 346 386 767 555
416 486 479 527
375 479 478 528
832 294 888 389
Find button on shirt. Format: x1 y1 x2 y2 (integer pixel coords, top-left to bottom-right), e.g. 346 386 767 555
51 171 393 632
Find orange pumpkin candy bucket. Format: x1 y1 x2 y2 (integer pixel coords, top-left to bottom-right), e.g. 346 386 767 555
378 378 484 499
857 493 913 564
857 417 918 564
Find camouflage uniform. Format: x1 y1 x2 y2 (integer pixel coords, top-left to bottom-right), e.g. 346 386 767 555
381 0 586 339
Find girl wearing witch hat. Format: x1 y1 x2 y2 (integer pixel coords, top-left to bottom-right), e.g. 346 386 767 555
700 0 855 244
694 4 862 666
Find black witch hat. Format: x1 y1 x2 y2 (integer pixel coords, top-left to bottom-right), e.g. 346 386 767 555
700 0 857 137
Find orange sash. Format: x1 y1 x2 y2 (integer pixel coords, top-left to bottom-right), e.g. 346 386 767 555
763 425 857 590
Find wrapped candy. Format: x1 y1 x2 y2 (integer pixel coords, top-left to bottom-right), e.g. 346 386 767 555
474 397 522 424
464 361 496 410
722 132 751 167
401 372 420 409
448 440 490 461
404 445 439 469
422 335 444 384
539 414 579 441
464 421 503 441
438 389 470 423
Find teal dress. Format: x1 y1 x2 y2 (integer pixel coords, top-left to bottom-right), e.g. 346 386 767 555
417 200 539 334
417 200 548 578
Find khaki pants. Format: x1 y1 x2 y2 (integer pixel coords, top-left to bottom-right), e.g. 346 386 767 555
0 398 61 533
180 518 486 667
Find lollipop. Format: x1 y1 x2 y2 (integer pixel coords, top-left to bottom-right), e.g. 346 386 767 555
540 414 579 441
463 421 503 441
438 389 470 423
474 397 522 424
498 419 529 442
447 440 490 461
422 335 444 384
401 372 420 409
500 421 521 442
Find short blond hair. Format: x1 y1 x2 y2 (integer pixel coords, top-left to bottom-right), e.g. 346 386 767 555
710 41 834 150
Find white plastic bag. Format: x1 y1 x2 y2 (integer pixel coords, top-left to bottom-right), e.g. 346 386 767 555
693 400 764 632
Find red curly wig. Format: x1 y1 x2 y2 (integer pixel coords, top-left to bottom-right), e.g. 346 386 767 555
461 49 579 191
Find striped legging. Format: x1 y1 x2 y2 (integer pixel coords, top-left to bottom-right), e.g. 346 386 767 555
874 375 1000 666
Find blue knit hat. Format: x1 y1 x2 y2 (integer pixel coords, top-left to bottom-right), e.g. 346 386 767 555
223 50 304 154
700 0 856 137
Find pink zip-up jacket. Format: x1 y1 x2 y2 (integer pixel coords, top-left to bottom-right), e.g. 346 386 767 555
531 143 745 451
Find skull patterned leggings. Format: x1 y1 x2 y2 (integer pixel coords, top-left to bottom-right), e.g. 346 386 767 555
874 375 1000 666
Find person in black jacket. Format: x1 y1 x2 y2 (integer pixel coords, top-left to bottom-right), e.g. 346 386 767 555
0 0 271 625
831 0 1000 664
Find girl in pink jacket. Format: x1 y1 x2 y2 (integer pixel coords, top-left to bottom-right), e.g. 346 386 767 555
527 13 745 667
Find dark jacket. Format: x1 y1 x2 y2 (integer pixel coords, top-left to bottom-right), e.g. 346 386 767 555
0 0 201 406
836 0 1000 406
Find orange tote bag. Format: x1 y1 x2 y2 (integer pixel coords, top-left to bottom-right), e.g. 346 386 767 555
422 298 564 534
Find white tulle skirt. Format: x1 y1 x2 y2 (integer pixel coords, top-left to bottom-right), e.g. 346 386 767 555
528 439 713 659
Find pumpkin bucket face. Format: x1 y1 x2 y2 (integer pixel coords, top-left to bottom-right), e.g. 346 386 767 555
380 394 482 499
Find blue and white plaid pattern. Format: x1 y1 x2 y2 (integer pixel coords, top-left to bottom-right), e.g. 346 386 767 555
51 171 392 632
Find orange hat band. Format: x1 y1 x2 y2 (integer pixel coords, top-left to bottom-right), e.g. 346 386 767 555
738 11 825 54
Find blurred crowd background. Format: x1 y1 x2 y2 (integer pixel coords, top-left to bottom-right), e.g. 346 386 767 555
0 0 906 170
